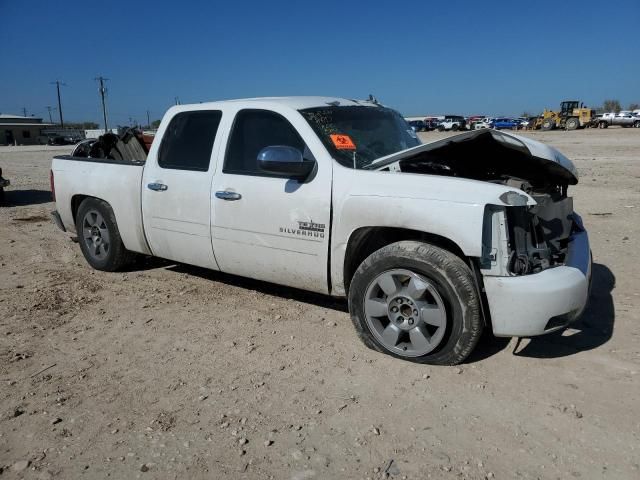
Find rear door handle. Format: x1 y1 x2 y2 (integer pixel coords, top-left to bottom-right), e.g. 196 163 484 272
147 182 168 191
215 191 242 201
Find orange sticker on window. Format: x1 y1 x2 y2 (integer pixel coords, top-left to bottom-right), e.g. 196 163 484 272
330 134 356 150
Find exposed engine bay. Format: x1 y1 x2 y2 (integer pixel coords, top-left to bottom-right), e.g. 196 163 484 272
374 130 581 276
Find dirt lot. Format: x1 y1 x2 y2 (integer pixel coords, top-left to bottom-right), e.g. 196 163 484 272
1 129 639 479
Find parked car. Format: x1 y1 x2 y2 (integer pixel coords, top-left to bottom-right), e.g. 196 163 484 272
423 119 440 131
50 96 591 365
437 115 466 131
594 112 640 128
490 118 520 130
408 120 426 132
472 120 491 130
47 135 82 146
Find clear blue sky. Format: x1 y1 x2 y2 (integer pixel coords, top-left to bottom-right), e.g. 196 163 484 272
1 0 638 125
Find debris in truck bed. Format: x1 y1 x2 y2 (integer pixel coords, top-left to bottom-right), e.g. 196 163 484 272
73 128 149 161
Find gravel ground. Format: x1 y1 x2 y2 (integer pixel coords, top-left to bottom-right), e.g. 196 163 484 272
0 129 639 479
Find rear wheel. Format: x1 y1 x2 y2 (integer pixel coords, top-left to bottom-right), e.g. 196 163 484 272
566 117 579 130
75 198 134 271
451 124 459 131
634 121 640 128
348 241 482 365
598 121 608 129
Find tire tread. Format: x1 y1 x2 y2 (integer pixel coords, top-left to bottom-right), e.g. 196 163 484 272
348 241 482 365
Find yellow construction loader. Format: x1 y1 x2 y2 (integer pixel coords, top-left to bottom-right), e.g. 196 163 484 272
540 101 595 130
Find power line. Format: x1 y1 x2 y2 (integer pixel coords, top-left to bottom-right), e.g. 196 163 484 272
50 80 66 127
95 76 109 131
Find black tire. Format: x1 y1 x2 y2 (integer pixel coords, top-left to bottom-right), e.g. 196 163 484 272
566 117 579 130
451 124 459 131
634 121 640 128
348 241 482 365
75 197 135 271
541 119 554 131
437 126 445 132
598 121 608 129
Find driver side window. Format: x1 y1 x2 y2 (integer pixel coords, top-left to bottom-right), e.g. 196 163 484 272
224 109 306 177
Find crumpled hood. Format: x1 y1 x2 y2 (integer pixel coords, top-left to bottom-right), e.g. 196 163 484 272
368 129 578 185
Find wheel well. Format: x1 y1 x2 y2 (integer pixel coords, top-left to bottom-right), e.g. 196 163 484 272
343 227 467 294
71 194 99 223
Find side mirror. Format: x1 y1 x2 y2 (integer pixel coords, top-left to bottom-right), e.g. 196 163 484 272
257 146 315 180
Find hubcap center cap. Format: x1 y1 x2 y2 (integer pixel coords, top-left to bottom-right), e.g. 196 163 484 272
400 304 413 317
388 296 419 331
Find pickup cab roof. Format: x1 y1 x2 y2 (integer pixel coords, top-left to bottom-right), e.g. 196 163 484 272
176 96 381 111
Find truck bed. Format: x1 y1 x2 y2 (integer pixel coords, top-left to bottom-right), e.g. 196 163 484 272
51 155 151 255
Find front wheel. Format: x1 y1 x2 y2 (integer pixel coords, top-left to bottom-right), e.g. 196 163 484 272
566 117 579 130
348 241 482 365
634 121 640 128
75 197 135 271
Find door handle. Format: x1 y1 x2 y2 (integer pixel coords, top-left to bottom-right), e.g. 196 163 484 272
215 191 242 201
147 182 168 191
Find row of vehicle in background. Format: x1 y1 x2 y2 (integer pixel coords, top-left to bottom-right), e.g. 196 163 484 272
45 133 84 145
408 116 534 132
407 101 639 134
468 117 531 131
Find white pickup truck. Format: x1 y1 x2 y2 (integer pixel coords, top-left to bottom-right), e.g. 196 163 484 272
595 112 640 128
50 96 591 365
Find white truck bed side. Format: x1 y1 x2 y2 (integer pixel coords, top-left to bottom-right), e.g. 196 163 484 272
51 157 151 255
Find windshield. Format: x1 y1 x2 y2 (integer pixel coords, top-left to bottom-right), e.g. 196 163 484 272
299 106 420 169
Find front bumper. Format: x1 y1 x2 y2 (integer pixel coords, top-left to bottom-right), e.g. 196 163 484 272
483 225 592 337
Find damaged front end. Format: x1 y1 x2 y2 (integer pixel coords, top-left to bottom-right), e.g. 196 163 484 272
501 193 578 275
370 129 591 336
371 129 581 277
481 197 583 278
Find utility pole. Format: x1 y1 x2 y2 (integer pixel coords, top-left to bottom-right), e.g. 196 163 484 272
46 106 56 124
96 76 109 131
146 110 151 129
174 96 180 105
22 107 27 117
50 80 65 127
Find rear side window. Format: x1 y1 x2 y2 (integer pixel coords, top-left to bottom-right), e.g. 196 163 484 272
158 110 222 171
224 109 305 176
